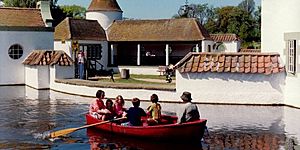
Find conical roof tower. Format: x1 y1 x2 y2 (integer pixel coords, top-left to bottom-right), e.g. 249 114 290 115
88 0 122 12
86 0 123 30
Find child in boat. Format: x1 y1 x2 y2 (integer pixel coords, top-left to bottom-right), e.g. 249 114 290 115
89 90 106 119
101 99 115 120
124 98 146 126
113 95 127 118
146 94 162 125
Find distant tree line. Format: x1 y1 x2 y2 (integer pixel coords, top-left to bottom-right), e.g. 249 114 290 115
174 0 261 48
3 0 86 26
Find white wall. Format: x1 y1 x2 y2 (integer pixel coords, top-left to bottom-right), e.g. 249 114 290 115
262 0 300 58
25 66 49 89
176 71 286 104
202 40 214 52
283 107 300 141
223 41 240 52
86 11 122 30
49 65 74 88
55 40 108 69
284 76 300 108
54 40 72 57
50 81 179 102
0 30 53 85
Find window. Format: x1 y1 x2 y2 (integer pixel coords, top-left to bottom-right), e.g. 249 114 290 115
287 40 296 74
8 44 23 59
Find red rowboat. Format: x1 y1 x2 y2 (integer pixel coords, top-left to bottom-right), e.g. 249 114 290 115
86 114 207 141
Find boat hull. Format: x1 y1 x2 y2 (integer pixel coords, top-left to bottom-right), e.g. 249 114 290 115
86 114 207 141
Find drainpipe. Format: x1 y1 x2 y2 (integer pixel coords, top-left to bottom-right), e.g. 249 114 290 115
36 1 53 27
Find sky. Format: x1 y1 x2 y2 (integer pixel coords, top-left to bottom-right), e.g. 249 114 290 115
58 0 261 19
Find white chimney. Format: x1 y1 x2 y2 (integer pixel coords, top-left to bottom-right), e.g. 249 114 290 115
37 1 53 27
0 1 4 7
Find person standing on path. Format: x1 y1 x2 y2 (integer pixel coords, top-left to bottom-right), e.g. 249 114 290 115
78 51 85 79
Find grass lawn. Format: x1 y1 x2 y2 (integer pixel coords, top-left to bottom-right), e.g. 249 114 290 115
56 74 176 91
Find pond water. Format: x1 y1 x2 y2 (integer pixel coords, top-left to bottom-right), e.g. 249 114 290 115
0 86 299 150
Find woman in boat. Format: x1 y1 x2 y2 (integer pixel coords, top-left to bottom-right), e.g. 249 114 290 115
124 98 146 126
178 91 200 124
146 94 162 125
113 95 127 118
89 90 106 120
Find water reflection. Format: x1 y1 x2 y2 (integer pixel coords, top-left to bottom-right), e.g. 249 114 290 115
0 86 299 150
86 128 203 150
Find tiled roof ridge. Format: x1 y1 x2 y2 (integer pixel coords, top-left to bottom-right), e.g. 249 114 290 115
23 50 74 66
210 33 241 42
114 18 196 23
175 52 285 75
211 33 236 35
0 7 39 10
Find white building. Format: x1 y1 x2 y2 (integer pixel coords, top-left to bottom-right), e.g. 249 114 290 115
23 50 74 90
262 0 300 108
175 52 286 105
54 0 215 76
210 34 241 52
86 0 123 30
54 17 108 77
0 1 4 7
0 2 53 86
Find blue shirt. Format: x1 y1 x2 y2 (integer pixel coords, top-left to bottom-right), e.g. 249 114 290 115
126 107 146 126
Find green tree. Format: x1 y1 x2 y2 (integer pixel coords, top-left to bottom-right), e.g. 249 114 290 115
176 3 214 25
60 5 86 19
192 4 214 25
215 6 256 42
238 0 255 14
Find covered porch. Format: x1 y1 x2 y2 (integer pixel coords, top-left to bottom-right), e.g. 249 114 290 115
107 18 213 70
108 42 202 67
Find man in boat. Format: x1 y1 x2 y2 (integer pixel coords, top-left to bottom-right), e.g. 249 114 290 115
178 91 200 124
124 98 146 126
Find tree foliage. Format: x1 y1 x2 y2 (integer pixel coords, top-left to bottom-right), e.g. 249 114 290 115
177 3 214 25
175 1 261 45
60 5 86 19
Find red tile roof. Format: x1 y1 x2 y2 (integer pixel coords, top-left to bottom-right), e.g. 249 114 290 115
175 52 285 75
23 50 74 66
0 7 45 27
87 0 122 12
54 18 106 41
108 18 212 42
240 49 261 53
210 34 241 42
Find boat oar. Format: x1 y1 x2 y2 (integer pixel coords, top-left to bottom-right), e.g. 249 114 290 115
49 117 126 138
